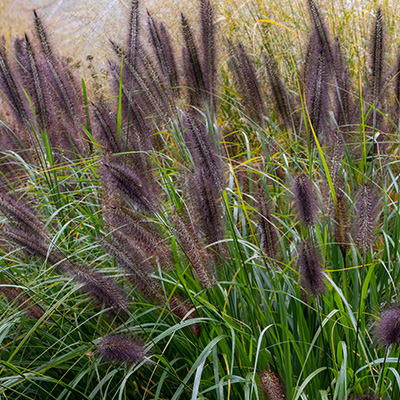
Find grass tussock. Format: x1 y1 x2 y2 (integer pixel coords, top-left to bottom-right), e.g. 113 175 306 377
0 0 400 399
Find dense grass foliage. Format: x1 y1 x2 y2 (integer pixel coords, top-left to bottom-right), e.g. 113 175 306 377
0 0 400 399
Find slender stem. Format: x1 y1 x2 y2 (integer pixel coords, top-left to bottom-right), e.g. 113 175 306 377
352 251 366 385
378 347 389 397
393 352 400 399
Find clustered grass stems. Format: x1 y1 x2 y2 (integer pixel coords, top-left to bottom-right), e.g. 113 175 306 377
0 0 399 398
292 171 333 393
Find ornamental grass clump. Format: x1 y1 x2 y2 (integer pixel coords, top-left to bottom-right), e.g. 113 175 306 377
0 0 399 398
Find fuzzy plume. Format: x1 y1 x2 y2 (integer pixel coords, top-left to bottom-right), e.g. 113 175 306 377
108 229 155 272
306 0 334 69
302 29 320 89
68 265 128 316
101 235 199 334
255 185 278 261
147 13 167 76
103 205 173 270
92 102 122 154
376 304 400 348
110 40 169 120
127 0 140 65
0 37 29 128
260 370 285 400
33 12 81 126
2 227 63 265
182 111 223 188
101 236 164 302
32 10 54 63
0 283 44 319
158 23 179 89
147 14 179 91
14 34 48 131
370 8 384 103
305 50 330 141
0 192 48 238
302 1 335 142
124 126 154 178
363 8 386 137
187 166 224 249
298 241 325 297
292 174 317 226
200 0 216 101
93 90 153 172
182 46 200 107
101 159 157 213
32 10 87 157
264 53 292 128
354 185 380 251
335 67 354 135
181 13 206 103
228 41 265 124
96 334 146 364
137 47 172 114
171 213 214 288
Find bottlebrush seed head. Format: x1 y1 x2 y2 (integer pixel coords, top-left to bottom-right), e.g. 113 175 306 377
370 7 384 100
228 40 265 124
292 174 317 226
376 304 400 348
96 334 146 364
354 185 379 251
260 370 285 400
0 193 47 238
69 266 128 316
171 212 214 289
264 53 292 128
298 241 325 297
200 0 216 99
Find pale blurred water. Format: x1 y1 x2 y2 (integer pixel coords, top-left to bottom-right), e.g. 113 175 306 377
0 0 198 73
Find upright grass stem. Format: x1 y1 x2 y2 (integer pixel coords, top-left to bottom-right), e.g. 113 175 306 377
352 251 367 386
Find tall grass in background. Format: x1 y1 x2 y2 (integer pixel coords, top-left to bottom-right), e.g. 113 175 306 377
0 0 399 399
